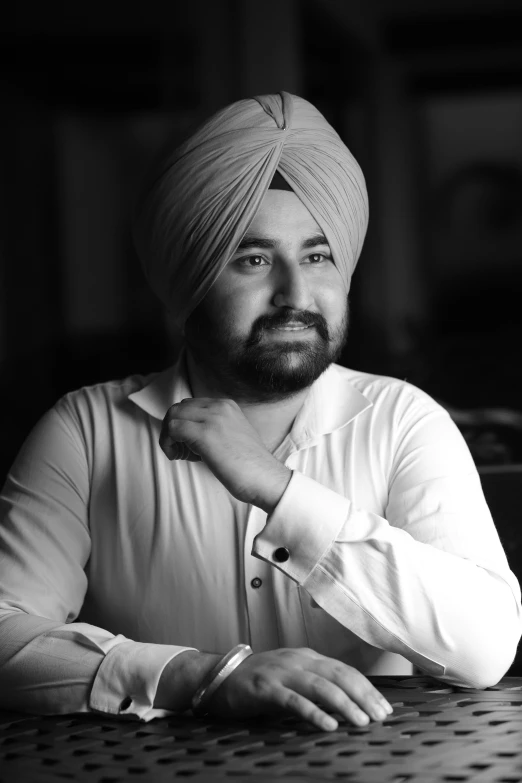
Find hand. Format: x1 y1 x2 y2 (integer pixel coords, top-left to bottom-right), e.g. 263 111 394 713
159 398 292 513
208 647 393 731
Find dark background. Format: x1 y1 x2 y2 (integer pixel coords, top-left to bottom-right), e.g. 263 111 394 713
2 0 522 481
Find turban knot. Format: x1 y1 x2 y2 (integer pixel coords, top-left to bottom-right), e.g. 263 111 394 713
132 92 369 327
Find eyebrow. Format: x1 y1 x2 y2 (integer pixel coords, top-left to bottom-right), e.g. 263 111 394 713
235 232 330 252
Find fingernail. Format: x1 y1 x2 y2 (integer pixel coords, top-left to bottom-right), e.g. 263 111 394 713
324 716 337 731
373 706 388 721
356 710 369 725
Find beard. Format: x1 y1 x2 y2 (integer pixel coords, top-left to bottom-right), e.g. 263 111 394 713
184 301 349 403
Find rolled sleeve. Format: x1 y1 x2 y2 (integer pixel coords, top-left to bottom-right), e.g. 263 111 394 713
252 471 349 582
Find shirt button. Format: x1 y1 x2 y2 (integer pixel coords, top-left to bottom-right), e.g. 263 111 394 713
273 547 290 563
119 696 132 712
251 577 262 589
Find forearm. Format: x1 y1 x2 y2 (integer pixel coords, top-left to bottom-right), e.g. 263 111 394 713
154 650 222 711
0 611 103 715
0 610 196 720
304 531 521 686
253 472 522 688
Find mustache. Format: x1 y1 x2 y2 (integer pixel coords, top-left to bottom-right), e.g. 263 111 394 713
247 311 330 345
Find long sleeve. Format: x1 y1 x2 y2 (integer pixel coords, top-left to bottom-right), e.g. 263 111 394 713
253 390 522 689
0 405 194 720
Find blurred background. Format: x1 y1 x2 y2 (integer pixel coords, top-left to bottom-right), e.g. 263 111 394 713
2 0 522 481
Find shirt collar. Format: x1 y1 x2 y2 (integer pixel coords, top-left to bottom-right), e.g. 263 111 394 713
283 363 373 451
127 350 193 421
128 350 372 443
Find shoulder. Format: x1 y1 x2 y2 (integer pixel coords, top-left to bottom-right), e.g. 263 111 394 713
330 364 449 420
327 366 469 471
5 372 167 486
53 372 160 432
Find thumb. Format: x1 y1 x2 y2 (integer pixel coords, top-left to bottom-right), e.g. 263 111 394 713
161 440 202 462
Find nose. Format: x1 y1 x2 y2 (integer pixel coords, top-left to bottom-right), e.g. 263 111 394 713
272 264 314 311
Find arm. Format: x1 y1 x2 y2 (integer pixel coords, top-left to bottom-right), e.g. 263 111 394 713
160 392 521 689
0 405 197 720
252 395 522 688
0 396 396 731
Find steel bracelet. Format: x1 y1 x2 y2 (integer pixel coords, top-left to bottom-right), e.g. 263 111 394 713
191 643 253 717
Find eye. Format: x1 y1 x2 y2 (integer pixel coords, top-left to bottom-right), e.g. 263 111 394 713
237 255 269 268
307 253 330 264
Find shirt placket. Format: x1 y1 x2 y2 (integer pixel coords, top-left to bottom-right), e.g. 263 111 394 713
242 438 308 653
243 503 280 652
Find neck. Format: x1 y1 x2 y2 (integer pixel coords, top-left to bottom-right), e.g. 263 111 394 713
185 348 310 453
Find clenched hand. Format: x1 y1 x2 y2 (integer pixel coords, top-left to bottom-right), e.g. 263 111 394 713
159 398 292 514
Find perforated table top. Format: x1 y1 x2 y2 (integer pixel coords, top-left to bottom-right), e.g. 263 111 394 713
1 675 521 782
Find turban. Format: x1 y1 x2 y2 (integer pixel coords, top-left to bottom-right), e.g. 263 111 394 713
132 91 369 328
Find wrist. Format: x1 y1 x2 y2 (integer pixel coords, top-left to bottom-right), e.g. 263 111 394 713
154 650 222 711
254 464 292 515
192 644 253 716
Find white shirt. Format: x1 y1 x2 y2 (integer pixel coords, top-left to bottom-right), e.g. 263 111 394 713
0 352 520 721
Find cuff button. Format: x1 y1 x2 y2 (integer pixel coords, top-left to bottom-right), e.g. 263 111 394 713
273 547 290 563
119 696 132 712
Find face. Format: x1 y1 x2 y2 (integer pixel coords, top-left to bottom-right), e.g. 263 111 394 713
184 190 350 401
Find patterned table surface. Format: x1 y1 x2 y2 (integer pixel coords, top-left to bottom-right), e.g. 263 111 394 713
1 675 521 783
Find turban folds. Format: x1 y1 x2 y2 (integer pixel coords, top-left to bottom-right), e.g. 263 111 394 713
133 92 369 327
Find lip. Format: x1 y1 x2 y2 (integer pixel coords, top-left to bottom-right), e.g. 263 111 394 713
268 325 312 331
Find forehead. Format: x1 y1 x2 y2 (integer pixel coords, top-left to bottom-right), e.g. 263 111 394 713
247 190 322 237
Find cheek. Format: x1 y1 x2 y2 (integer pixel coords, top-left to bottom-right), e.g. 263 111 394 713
204 280 266 332
316 278 347 322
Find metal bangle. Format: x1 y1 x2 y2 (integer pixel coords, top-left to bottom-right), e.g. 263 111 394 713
191 644 253 717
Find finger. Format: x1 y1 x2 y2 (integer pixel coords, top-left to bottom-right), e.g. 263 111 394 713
159 406 195 452
178 398 242 419
162 441 201 461
165 402 208 423
290 674 371 727
282 650 392 719
175 397 235 412
178 397 224 407
319 662 393 721
159 421 202 461
271 686 338 732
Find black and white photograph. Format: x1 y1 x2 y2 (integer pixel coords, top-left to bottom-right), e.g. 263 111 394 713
1 2 522 781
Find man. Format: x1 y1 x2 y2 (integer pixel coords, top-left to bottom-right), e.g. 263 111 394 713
0 92 520 732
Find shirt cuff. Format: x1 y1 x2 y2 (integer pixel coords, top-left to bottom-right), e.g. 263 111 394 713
89 640 197 721
252 471 349 583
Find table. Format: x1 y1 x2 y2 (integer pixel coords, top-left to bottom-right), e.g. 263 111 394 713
1 675 521 782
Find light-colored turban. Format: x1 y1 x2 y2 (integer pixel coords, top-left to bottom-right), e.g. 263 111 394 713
132 91 369 328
